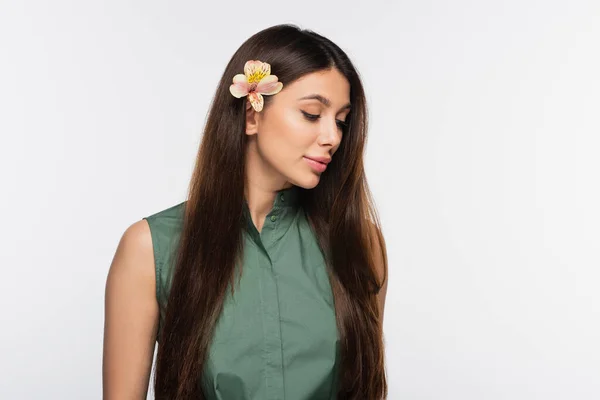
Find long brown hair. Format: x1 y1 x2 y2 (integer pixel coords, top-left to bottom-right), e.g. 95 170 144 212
154 24 388 399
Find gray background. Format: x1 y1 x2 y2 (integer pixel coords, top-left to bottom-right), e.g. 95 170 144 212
1 0 599 399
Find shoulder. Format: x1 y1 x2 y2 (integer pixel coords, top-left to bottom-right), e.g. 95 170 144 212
142 201 186 254
140 201 187 306
124 218 153 248
108 201 186 292
141 200 186 257
144 201 187 226
108 219 156 285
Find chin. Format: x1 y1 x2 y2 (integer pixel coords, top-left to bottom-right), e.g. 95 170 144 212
293 175 321 190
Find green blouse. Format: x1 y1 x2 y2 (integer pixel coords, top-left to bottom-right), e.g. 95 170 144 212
143 185 340 399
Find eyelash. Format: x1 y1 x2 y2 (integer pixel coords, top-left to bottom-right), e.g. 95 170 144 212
301 111 348 131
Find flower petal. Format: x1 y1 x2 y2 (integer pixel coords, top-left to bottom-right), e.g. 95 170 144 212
248 92 264 112
260 62 271 76
244 60 271 84
256 75 283 95
229 81 249 98
232 74 247 84
244 60 260 76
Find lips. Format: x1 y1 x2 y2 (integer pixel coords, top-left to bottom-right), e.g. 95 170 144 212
303 156 328 173
304 156 331 164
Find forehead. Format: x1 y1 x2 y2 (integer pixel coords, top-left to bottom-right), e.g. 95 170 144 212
278 68 350 105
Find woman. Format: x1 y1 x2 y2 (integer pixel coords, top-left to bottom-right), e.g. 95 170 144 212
103 24 388 400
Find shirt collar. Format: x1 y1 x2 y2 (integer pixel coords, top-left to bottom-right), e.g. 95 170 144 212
242 185 301 246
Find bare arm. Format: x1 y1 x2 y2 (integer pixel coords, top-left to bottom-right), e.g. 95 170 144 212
103 219 159 399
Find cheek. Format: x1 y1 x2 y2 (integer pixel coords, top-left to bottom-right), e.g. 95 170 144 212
260 110 315 156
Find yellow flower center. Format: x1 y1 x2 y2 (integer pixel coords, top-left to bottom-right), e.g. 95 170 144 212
247 69 267 84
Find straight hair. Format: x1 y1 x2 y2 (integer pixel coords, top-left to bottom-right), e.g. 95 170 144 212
154 24 388 399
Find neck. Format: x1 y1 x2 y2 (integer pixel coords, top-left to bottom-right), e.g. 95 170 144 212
244 139 292 232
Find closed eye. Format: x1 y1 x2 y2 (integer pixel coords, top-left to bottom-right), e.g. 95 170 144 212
301 111 348 131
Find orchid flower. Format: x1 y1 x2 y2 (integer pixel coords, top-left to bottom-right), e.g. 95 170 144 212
229 60 283 112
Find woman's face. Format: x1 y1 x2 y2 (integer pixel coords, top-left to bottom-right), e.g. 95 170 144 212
245 67 351 189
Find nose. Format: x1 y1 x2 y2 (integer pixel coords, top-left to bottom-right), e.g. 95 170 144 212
317 117 342 148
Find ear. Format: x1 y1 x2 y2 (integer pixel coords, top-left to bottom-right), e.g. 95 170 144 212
245 99 259 136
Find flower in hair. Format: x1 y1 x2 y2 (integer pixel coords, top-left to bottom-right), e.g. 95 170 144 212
229 60 283 112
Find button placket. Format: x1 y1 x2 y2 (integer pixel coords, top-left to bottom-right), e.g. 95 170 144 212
260 207 281 250
257 248 284 398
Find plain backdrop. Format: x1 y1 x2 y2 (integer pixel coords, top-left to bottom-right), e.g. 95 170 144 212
1 0 599 399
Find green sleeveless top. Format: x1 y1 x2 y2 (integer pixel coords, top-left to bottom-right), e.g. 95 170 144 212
143 185 340 399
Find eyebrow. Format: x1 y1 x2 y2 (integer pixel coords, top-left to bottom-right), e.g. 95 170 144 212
297 94 351 112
